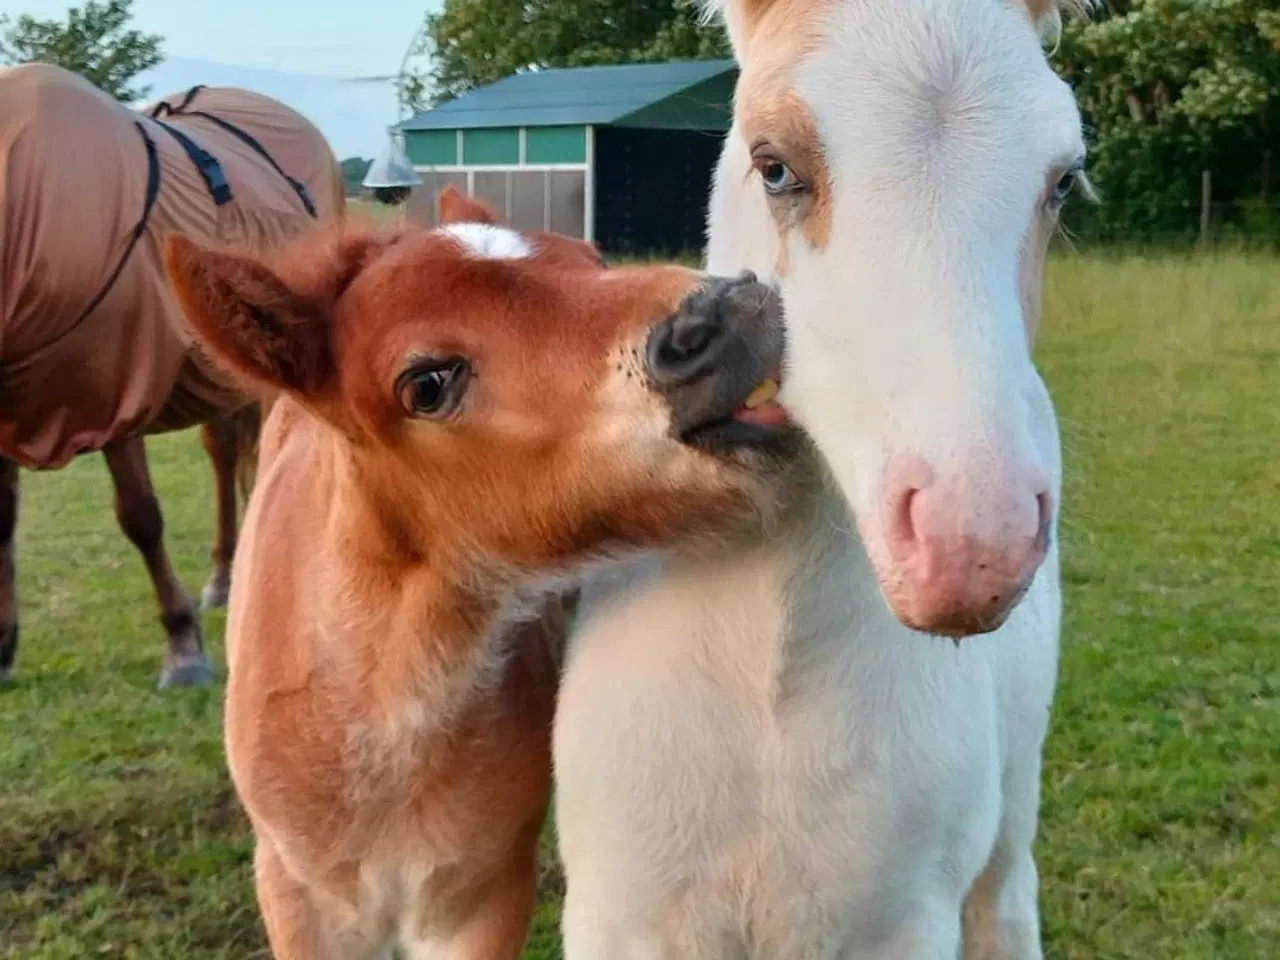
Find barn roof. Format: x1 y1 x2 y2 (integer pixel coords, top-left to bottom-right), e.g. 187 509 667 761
396 58 738 133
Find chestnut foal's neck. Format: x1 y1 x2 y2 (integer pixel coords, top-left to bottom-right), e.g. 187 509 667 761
308 443 512 727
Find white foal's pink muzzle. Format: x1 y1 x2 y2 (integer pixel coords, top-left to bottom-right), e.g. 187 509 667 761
879 454 1052 637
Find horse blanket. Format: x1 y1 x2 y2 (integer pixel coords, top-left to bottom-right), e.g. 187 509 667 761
0 63 345 469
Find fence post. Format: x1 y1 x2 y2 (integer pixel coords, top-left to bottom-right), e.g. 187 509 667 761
1199 169 1212 250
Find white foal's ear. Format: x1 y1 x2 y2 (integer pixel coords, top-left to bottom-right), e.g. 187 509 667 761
697 0 782 53
1014 0 1095 47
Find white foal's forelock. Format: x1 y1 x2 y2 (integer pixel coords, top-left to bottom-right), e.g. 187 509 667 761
699 0 1090 47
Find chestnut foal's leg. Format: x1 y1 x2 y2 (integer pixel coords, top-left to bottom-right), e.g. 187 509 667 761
0 457 19 682
405 822 542 960
255 840 385 960
440 839 540 960
102 437 215 689
199 417 238 611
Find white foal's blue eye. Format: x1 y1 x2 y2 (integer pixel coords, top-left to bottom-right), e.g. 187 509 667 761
760 161 799 195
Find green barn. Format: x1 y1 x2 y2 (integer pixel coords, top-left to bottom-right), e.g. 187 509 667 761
395 59 738 257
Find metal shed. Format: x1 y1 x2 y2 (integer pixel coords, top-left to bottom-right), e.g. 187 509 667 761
394 59 738 256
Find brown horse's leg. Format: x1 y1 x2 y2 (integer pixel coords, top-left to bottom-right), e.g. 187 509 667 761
102 437 215 689
200 403 262 610
200 417 238 610
0 457 19 681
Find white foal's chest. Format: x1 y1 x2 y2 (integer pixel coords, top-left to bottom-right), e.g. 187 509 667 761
554 483 1061 959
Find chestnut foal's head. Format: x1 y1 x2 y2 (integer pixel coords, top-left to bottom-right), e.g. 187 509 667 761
165 188 792 574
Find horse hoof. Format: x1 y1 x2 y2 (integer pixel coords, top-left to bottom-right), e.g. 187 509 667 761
201 580 230 611
158 656 217 690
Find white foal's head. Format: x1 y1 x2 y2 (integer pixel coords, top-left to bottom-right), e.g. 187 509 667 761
704 0 1090 637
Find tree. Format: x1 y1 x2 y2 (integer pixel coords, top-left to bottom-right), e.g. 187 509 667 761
0 0 163 103
1054 0 1280 242
418 0 729 105
340 156 374 195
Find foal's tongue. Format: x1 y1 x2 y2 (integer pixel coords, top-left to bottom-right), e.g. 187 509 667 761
734 403 790 427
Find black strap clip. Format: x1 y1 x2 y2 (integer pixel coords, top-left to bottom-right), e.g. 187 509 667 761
152 118 233 207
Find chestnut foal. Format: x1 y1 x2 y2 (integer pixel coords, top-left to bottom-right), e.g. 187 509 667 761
163 190 793 960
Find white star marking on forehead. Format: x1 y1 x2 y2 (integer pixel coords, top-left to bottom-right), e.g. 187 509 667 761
438 222 533 260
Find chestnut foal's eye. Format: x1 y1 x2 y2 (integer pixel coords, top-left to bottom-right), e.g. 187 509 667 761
396 359 470 419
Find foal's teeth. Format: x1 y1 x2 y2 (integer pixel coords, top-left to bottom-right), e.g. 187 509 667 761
743 379 780 409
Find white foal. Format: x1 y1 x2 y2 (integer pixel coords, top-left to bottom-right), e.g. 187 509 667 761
554 1 1092 958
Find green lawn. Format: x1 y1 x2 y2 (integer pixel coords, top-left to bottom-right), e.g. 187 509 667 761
347 197 413 225
2 251 1277 958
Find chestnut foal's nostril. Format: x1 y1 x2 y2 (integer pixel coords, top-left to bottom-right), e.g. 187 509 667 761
648 311 727 385
668 313 718 359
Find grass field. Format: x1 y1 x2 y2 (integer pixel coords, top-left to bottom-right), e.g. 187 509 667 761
2 251 1278 958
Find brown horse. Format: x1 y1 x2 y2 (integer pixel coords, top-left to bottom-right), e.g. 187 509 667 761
0 63 345 688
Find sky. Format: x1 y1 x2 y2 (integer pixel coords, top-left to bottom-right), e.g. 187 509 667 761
9 1 444 158
12 0 438 76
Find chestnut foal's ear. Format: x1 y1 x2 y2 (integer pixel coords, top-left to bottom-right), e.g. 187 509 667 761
437 184 500 225
164 233 335 397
